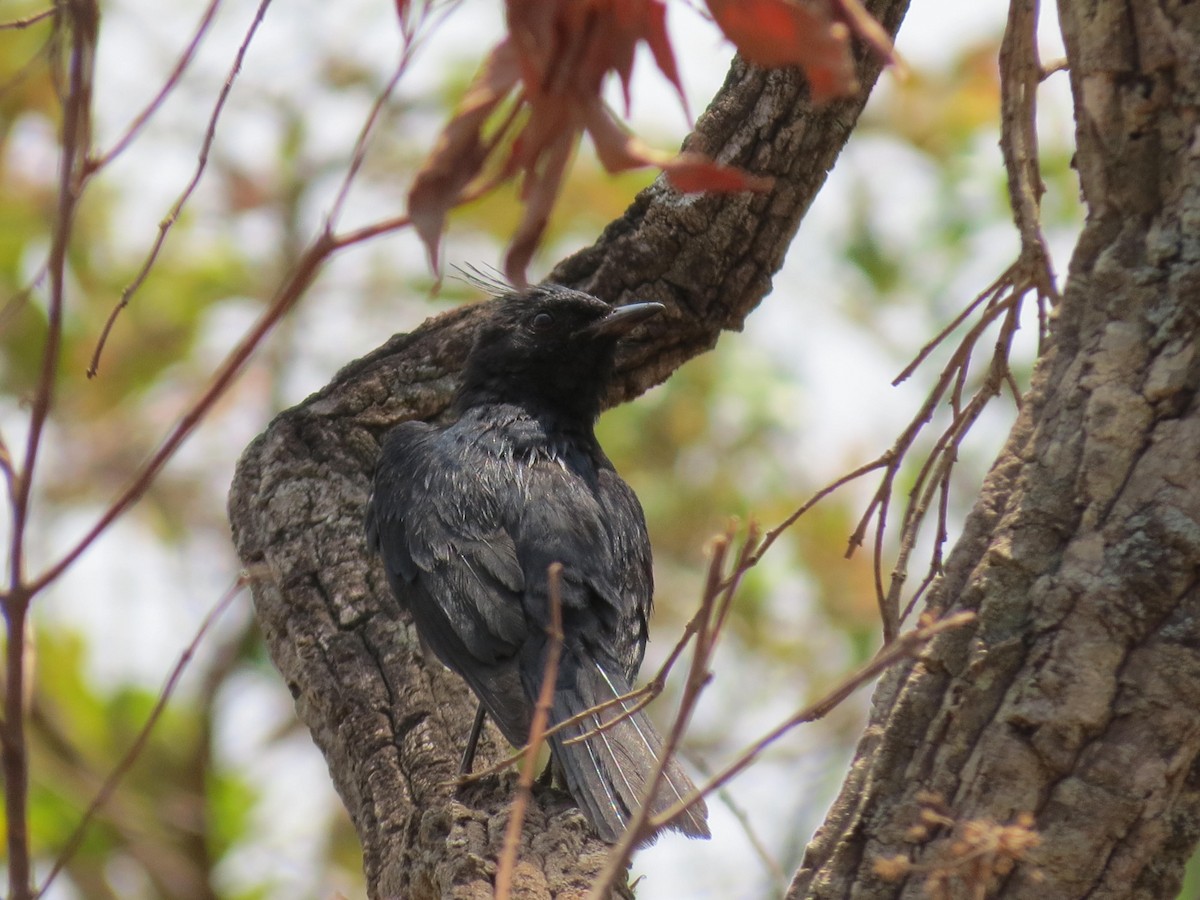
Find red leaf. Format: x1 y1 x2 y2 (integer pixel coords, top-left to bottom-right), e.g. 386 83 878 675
504 132 576 287
639 0 689 117
412 0 781 282
406 41 520 272
585 101 662 173
509 94 582 174
585 104 772 193
664 152 775 193
505 0 688 115
705 0 857 101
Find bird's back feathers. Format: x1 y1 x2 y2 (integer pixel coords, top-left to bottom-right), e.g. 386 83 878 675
366 288 709 842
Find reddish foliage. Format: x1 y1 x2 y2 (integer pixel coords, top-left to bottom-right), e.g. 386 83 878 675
406 0 889 284
704 0 856 100
664 153 775 194
585 104 773 193
407 41 520 274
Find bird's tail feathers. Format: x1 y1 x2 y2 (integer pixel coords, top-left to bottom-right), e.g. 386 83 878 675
547 656 709 844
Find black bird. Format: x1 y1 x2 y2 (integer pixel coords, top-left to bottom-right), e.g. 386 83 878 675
365 285 709 843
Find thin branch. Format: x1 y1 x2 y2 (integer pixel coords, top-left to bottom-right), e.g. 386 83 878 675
27 0 493 608
883 292 1025 630
327 73 527 253
495 563 563 900
88 0 222 171
5 6 95 895
588 529 752 899
325 0 463 228
0 266 48 333
691 754 787 893
328 213 412 250
646 612 975 831
28 231 334 598
456 538 720 784
327 168 500 251
0 9 54 30
11 0 94 596
88 0 275 378
34 578 246 899
326 61 408 228
1039 58 1068 80
892 284 999 387
999 0 1059 306
745 456 890 576
841 268 1028 640
0 432 14 509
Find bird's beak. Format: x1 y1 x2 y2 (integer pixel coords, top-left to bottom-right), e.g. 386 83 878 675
586 302 665 338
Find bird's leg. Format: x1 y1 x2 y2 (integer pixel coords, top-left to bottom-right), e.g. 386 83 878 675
459 703 488 775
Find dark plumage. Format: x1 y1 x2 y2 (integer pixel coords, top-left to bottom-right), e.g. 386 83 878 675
365 285 709 843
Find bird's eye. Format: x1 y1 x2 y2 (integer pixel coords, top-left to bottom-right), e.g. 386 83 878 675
530 312 555 331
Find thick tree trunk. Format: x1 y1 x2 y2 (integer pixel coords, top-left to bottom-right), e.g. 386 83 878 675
226 3 908 897
789 2 1200 898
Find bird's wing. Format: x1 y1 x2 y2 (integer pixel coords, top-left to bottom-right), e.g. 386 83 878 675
513 446 653 680
367 421 527 669
595 464 654 674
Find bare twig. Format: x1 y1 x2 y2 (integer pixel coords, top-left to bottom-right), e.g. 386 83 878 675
34 578 246 898
746 457 890 576
841 263 1036 640
326 0 464 228
28 231 333 598
879 291 1022 627
815 14 1063 639
5 6 95 895
11 0 94 599
1039 58 1068 79
28 14 512 611
327 166 500 251
88 0 222 171
0 433 14 508
88 0 275 378
1000 0 1048 258
691 753 787 892
494 564 564 900
85 0 477 375
0 266 48 333
455 550 718 784
587 529 751 899
0 8 55 30
647 612 975 831
999 0 1059 333
326 60 409 228
328 213 413 250
892 286 999 387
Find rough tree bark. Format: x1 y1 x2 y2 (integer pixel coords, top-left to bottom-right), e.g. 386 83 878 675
791 1 1200 898
226 2 907 897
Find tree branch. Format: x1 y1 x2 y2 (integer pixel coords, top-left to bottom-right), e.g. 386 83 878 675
227 2 910 895
788 1 1200 896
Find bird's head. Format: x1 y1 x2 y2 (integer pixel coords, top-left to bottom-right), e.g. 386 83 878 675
456 285 663 422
